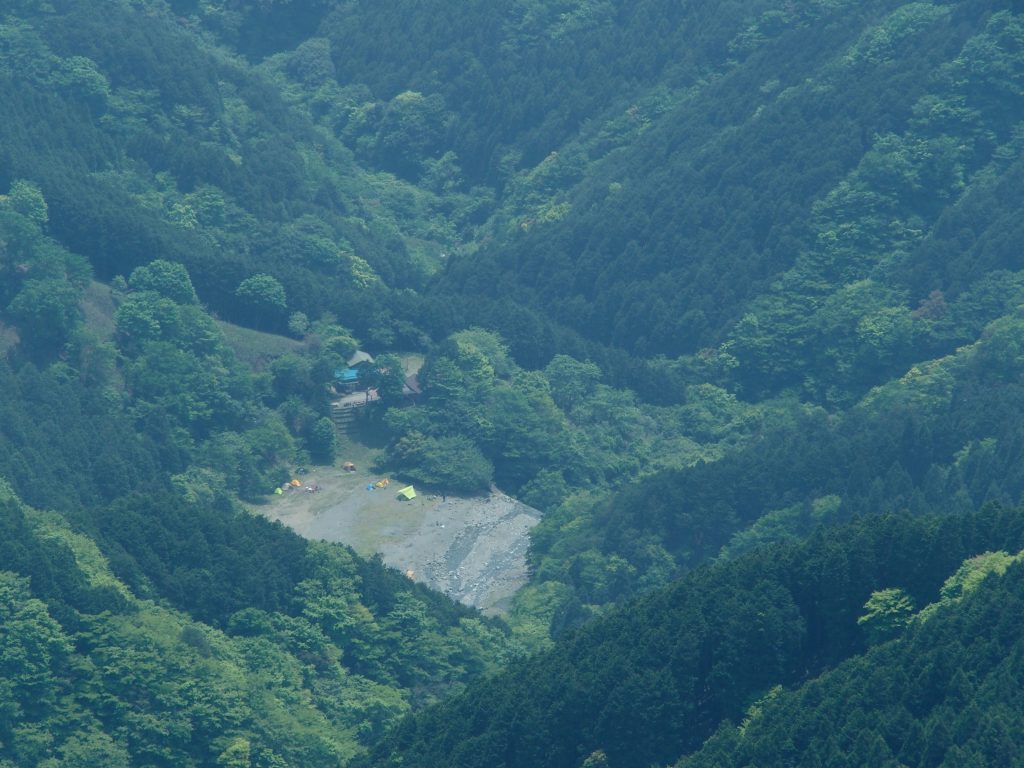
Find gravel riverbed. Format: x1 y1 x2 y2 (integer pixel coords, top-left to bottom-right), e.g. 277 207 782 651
257 466 541 615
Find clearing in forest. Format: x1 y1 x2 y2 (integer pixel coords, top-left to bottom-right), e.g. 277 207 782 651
257 450 540 615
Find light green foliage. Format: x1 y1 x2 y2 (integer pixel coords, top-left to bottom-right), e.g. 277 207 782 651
26 507 132 600
503 581 574 652
739 685 783 735
388 431 494 492
449 329 515 378
581 749 610 768
916 550 1024 624
286 37 336 86
59 732 131 768
0 572 72 724
374 91 449 178
0 200 90 355
287 311 311 337
721 7 1024 398
857 352 960 415
953 11 1024 107
236 274 288 316
129 260 199 304
0 21 105 111
114 292 181 349
113 274 300 497
2 179 48 225
281 215 357 276
545 354 601 411
0 488 515 766
940 550 1019 600
422 151 464 195
217 737 251 768
518 469 571 512
171 466 228 506
679 384 761 443
857 587 915 644
7 278 82 350
8 1 1024 765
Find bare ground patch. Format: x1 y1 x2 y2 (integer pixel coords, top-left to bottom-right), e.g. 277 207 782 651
255 459 540 615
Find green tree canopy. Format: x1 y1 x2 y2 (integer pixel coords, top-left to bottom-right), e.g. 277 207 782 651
857 587 915 645
129 260 199 305
235 274 288 327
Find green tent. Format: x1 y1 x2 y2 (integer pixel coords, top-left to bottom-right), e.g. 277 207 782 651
397 485 416 501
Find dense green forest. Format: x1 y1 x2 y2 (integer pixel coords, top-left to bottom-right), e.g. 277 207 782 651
3 0 1024 765
360 507 1024 768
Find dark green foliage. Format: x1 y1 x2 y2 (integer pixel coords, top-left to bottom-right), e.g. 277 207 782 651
0 0 442 350
320 0 788 183
0 201 90 358
526 303 1024 607
387 431 495 493
0 360 163 513
90 492 308 622
434 0 968 357
0 351 510 766
681 555 1024 768
363 507 1024 768
7 0 1024 766
0 483 125 618
308 416 338 464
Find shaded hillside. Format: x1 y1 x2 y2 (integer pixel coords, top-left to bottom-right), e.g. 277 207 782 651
317 0 785 182
440 1 1022 374
361 507 1024 768
0 0 451 344
0 189 513 765
0 481 512 767
526 305 1024 610
5 1 1024 764
680 549 1024 767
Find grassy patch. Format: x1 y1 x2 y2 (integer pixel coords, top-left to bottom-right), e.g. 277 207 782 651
80 281 117 340
216 320 304 370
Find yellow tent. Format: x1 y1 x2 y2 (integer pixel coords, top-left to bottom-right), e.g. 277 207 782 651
397 485 416 501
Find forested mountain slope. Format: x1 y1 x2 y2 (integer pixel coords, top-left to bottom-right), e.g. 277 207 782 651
0 188 512 765
361 507 1024 768
0 0 456 346
0 482 506 767
5 0 1024 765
437 1 1024 379
680 549 1024 767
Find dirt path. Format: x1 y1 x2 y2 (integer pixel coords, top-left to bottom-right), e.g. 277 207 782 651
256 462 541 615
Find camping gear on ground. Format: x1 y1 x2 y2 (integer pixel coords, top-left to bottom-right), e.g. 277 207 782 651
343 462 356 472
374 478 390 488
397 485 416 501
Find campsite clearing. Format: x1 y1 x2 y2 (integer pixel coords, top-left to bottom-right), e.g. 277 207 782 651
256 459 540 615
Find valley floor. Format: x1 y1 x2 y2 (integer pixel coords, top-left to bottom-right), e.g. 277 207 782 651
256 461 540 615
